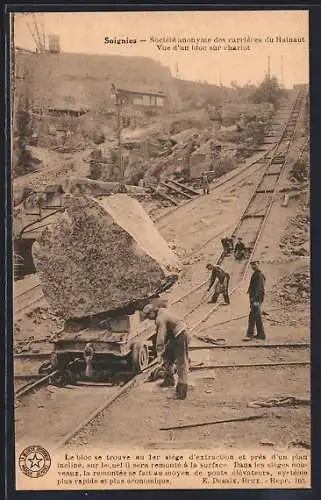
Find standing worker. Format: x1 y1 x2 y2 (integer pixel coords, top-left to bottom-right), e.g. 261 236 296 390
201 173 210 195
206 263 230 305
243 260 266 341
141 303 190 400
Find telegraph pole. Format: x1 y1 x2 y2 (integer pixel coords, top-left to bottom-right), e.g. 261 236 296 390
280 55 284 87
111 84 123 180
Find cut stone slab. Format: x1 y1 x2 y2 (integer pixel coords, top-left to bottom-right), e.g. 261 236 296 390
32 193 180 320
60 176 147 198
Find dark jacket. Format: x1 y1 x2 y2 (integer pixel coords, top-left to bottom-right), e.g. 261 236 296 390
248 270 265 303
209 266 229 289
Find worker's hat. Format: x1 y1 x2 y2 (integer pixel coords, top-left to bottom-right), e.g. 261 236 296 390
250 260 260 264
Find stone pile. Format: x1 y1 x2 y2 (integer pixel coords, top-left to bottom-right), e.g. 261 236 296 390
274 268 310 306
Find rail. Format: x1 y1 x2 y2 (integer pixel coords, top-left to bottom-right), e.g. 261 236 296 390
14 89 308 441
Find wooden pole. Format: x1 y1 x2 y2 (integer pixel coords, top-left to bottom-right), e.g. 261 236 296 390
160 413 268 431
116 93 123 180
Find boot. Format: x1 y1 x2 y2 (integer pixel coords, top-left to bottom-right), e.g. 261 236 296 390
176 382 188 400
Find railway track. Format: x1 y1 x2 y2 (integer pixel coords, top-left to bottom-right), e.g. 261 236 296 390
159 177 200 205
171 87 307 332
13 95 296 315
14 88 309 449
14 340 308 449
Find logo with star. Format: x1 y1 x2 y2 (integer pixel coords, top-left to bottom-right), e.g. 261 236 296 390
19 445 51 478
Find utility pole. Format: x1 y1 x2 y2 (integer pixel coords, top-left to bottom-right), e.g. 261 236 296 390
267 55 271 79
111 83 123 180
281 55 284 87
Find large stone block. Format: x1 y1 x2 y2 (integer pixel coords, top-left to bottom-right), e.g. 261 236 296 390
32 193 180 320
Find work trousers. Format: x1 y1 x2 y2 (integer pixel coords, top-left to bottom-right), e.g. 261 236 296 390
163 331 190 388
235 249 246 260
246 301 265 339
211 275 230 304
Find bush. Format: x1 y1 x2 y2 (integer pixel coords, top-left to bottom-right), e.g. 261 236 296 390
214 157 236 178
13 95 37 177
92 130 105 145
250 76 287 109
290 157 309 183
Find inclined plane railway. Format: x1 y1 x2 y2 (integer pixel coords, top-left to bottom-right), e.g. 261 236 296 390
14 87 309 448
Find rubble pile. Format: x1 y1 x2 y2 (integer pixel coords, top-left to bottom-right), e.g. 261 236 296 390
273 268 310 306
13 306 65 351
279 210 309 256
289 153 309 183
32 193 180 320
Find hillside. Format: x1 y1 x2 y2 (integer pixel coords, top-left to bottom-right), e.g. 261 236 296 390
15 51 174 109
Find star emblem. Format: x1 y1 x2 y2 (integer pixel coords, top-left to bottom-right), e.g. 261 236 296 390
27 453 44 469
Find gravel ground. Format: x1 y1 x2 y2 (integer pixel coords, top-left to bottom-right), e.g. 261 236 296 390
14 105 310 454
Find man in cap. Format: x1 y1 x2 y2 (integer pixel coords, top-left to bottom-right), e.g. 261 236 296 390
206 263 230 305
243 260 266 341
142 302 189 400
234 237 247 260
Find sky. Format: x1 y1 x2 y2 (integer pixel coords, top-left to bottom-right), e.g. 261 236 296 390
13 10 309 88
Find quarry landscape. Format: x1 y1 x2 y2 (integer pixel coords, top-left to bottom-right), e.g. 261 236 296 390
11 13 310 491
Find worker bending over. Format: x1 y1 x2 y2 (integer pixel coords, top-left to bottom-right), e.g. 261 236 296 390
221 235 235 256
206 263 230 305
142 303 190 400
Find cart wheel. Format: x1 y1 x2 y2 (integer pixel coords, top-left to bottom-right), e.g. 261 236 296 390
131 342 149 373
50 369 72 387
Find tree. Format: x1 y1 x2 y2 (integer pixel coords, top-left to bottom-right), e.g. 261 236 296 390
250 75 286 109
13 94 35 177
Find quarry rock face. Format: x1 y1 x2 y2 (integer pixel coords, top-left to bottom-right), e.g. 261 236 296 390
32 194 180 320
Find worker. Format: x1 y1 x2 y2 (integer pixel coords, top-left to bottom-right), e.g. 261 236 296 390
243 260 266 341
141 303 190 400
201 173 210 195
228 235 236 253
221 237 229 255
234 237 247 260
206 263 230 305
118 183 127 193
221 235 235 256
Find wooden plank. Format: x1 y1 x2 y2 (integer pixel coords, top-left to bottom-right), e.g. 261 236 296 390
161 181 193 199
166 178 199 196
160 414 267 431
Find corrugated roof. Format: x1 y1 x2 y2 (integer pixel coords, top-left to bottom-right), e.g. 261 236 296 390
117 87 166 97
